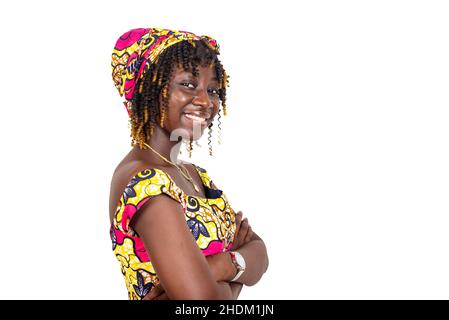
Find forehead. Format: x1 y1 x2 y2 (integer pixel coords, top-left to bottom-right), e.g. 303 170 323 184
172 63 218 81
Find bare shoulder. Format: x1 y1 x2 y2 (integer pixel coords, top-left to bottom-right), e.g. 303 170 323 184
108 158 156 224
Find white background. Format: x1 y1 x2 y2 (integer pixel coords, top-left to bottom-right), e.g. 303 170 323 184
0 0 448 299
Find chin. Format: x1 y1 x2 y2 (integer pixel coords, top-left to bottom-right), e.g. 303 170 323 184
168 123 206 142
188 128 206 141
176 117 209 140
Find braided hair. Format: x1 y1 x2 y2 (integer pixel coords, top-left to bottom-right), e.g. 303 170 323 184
129 39 230 154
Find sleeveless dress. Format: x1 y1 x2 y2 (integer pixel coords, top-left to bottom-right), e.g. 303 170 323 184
109 164 237 300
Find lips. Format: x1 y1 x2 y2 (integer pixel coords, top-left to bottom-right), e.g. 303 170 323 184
183 111 211 121
183 114 208 126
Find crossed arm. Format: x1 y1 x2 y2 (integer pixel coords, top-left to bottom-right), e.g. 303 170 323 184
208 235 268 299
131 194 269 300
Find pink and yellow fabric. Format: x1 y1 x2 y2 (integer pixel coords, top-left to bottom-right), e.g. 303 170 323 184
111 27 221 116
110 164 237 300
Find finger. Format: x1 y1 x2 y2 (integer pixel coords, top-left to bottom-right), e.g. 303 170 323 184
152 292 166 300
143 284 163 300
234 214 243 235
241 219 251 242
244 225 253 243
237 218 249 243
240 217 249 231
232 213 245 250
240 218 249 232
155 292 169 300
143 292 156 300
235 212 242 225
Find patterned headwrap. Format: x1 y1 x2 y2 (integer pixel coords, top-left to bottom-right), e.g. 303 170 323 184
111 27 221 116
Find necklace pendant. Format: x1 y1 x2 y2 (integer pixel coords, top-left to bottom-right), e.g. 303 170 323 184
194 184 200 192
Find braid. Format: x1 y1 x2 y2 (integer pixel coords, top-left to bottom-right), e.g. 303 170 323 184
187 139 193 158
181 42 191 72
214 59 229 116
129 39 230 150
217 108 222 145
208 122 213 156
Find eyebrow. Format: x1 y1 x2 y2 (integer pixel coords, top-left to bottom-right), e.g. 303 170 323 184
177 71 219 82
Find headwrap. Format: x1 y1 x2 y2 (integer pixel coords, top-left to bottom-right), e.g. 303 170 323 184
111 27 221 116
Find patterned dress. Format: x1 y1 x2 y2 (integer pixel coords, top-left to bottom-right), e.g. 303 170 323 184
110 164 237 300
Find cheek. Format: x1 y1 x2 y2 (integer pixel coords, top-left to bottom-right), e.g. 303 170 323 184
169 90 191 106
165 94 188 120
165 108 183 128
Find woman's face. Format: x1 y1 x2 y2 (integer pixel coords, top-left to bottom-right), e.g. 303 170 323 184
159 63 221 140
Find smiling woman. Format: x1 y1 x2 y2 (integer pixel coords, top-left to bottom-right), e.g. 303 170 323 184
109 27 269 300
164 63 220 141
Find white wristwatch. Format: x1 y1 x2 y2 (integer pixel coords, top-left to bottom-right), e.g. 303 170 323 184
229 251 246 282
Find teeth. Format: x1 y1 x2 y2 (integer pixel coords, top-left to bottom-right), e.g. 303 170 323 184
184 113 206 122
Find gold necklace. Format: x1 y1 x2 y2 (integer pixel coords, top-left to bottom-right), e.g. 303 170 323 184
142 141 200 193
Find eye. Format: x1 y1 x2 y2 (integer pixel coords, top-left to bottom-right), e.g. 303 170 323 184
180 82 195 89
208 88 220 96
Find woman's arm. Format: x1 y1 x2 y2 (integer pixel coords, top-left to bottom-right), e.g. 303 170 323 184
208 212 269 287
132 194 234 300
142 211 266 300
144 255 244 300
147 281 241 300
208 232 269 287
231 232 269 286
229 282 243 299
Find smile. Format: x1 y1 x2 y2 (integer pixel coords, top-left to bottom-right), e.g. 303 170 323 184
183 113 208 124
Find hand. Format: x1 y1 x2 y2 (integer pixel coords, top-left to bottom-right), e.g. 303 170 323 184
206 252 234 282
143 282 169 300
231 211 254 251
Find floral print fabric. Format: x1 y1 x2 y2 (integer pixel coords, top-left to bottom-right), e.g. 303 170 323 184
110 164 236 300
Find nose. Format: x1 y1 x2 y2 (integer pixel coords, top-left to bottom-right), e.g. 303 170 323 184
192 87 212 109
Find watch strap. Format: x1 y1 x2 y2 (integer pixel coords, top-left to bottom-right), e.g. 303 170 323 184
229 251 245 282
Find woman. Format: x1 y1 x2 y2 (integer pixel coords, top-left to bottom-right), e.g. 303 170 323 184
109 27 269 300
